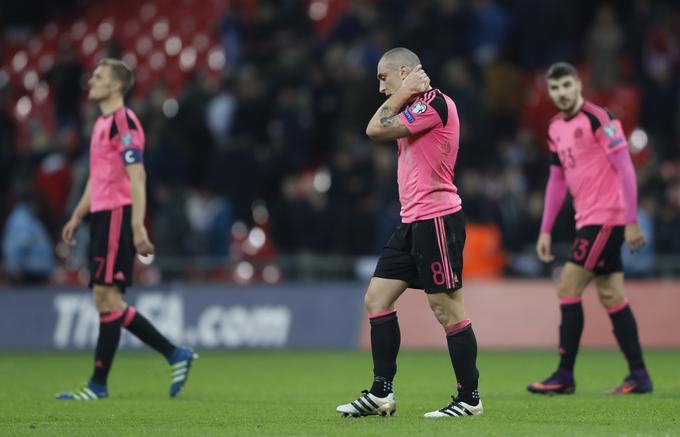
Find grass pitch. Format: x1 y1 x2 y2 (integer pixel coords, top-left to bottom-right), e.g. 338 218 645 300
0 350 678 436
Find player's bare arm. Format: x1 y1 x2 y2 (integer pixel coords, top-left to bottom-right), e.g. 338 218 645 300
62 179 91 246
126 163 155 255
366 65 430 141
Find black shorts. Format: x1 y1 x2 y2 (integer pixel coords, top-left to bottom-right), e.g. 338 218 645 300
569 224 624 275
89 205 134 291
373 211 465 293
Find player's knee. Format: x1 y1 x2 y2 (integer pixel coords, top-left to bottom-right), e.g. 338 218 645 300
364 291 386 314
556 280 580 298
598 288 622 307
93 287 124 312
428 301 451 326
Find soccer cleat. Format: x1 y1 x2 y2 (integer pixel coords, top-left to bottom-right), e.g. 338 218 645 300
55 380 108 400
336 390 396 417
527 369 576 394
424 396 484 418
168 347 198 398
609 372 653 394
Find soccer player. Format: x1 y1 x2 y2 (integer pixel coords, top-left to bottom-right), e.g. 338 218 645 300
56 58 197 400
336 48 482 418
527 62 652 395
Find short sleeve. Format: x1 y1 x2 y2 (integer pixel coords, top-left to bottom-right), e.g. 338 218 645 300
113 109 145 165
595 119 628 154
397 99 443 135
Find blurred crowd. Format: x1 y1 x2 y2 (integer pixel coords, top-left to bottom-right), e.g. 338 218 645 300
1 0 679 285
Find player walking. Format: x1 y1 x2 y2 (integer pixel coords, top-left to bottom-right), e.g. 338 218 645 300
57 58 197 400
336 48 482 418
528 62 652 395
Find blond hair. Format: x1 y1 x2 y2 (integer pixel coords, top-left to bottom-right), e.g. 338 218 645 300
98 58 135 94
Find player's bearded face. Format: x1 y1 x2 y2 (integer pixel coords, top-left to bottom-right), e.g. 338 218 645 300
548 76 581 113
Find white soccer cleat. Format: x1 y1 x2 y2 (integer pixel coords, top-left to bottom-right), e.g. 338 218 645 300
336 390 396 417
424 397 483 418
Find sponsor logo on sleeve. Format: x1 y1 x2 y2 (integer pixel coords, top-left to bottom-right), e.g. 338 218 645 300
603 123 617 138
411 101 427 114
608 137 625 148
121 133 133 147
403 109 415 123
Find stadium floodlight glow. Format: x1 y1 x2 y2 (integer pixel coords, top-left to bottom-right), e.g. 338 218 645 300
149 51 167 71
208 48 226 71
165 36 182 57
152 19 169 41
309 0 329 21
34 82 49 102
122 52 138 69
82 34 98 56
140 2 157 22
231 221 248 240
252 201 270 225
97 20 115 42
248 227 266 250
71 20 87 40
136 36 152 55
262 265 281 284
162 98 179 118
235 261 254 283
23 70 38 90
179 47 197 71
629 128 648 154
15 96 32 119
313 167 332 193
12 51 27 73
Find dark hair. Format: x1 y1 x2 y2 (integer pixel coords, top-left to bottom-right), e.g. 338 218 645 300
545 62 579 80
98 58 135 94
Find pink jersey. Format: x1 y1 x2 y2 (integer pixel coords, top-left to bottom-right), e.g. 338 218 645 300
396 89 461 223
89 106 145 212
547 100 629 228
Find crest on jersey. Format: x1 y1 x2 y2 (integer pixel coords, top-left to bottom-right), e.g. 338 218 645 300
411 101 427 114
121 133 133 147
603 123 617 138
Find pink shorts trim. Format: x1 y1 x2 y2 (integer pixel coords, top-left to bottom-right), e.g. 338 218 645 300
122 305 137 327
606 298 629 314
100 310 124 323
105 207 123 283
584 225 612 270
368 310 396 319
445 319 471 335
559 297 582 305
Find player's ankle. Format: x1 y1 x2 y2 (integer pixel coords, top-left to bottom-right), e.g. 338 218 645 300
457 388 480 406
369 376 393 398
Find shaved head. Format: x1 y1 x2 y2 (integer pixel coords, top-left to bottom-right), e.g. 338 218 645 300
380 47 420 69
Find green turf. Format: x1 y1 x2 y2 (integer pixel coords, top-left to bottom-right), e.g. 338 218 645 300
0 350 678 436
